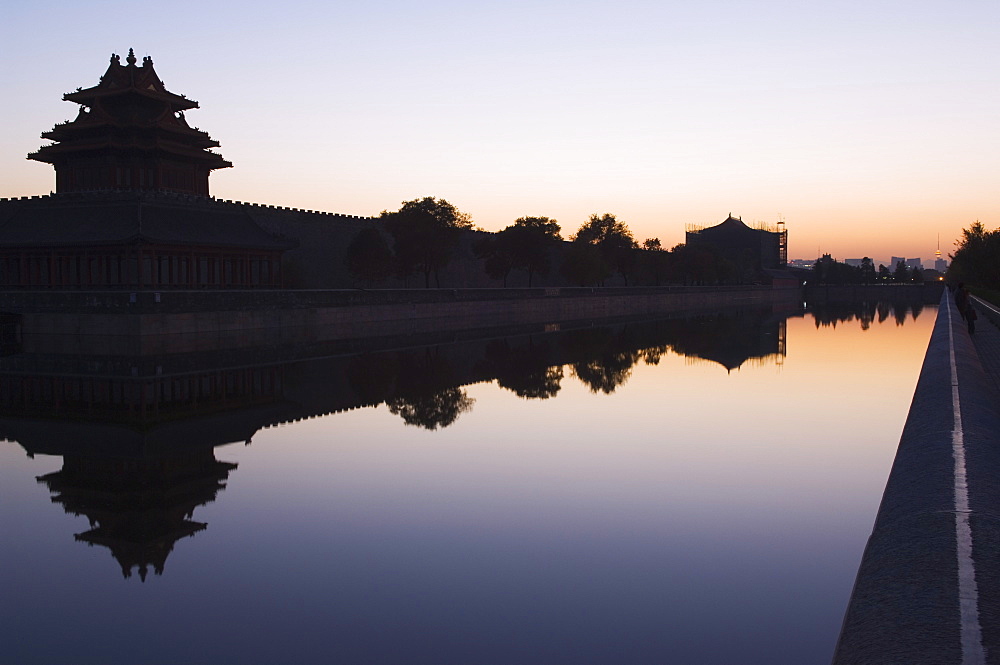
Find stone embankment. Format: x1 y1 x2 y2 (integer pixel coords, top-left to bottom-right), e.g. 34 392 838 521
833 290 1000 664
1 286 801 355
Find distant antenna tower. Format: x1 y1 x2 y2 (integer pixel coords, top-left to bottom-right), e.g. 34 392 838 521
935 233 942 260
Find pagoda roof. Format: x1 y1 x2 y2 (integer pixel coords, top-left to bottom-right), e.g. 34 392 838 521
0 192 296 251
65 49 198 111
719 214 748 227
39 108 223 150
29 134 231 169
27 49 232 192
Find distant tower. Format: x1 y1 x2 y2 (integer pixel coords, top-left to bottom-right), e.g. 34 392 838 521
28 49 231 196
935 234 948 272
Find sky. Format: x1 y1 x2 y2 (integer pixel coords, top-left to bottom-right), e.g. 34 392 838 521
1 0 997 264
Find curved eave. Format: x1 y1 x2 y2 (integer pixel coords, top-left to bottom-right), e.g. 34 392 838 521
28 141 232 169
65 87 199 112
41 121 221 148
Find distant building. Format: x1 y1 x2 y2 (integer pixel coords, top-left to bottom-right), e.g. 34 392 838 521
685 214 787 271
905 258 923 270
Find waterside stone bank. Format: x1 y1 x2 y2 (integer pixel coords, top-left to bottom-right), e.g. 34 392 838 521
833 290 1000 663
2 285 801 355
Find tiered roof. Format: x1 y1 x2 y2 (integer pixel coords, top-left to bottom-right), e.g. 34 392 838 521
28 49 231 195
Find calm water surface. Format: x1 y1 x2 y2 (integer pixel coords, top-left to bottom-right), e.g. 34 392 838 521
0 303 936 664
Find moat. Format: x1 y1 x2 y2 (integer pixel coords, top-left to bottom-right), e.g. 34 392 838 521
0 300 935 664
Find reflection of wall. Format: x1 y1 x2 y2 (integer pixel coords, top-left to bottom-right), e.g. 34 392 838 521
6 300 932 578
0 364 285 424
1 299 928 443
0 305 798 441
805 283 943 305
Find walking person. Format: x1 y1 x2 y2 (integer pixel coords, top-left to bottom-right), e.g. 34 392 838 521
967 303 978 334
955 282 970 320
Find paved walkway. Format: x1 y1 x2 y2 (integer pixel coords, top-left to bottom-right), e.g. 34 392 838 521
971 295 1000 395
833 290 1000 664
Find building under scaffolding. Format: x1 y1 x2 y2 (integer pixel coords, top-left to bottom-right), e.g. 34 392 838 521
685 214 787 271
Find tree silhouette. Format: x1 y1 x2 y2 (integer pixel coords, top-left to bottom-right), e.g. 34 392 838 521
345 228 394 286
560 242 610 286
475 216 562 287
509 216 562 286
859 257 875 284
893 260 909 283
380 197 474 288
949 221 1000 289
571 213 638 285
640 237 670 286
669 242 730 285
473 232 517 286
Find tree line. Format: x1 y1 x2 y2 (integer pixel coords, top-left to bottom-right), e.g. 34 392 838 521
345 196 746 288
947 221 1000 292
810 254 925 285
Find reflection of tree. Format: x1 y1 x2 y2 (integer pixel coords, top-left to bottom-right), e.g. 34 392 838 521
894 303 909 326
387 388 474 430
501 366 563 399
563 328 640 394
858 300 876 331
386 348 475 430
641 345 670 365
478 338 563 400
571 355 637 394
347 353 399 405
807 299 928 329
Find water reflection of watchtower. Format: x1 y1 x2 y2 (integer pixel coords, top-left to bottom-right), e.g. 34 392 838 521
685 214 788 273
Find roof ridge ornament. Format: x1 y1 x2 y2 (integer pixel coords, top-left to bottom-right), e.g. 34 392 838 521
110 52 120 65
126 48 137 66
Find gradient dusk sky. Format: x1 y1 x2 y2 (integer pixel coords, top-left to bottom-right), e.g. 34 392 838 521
2 0 996 264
